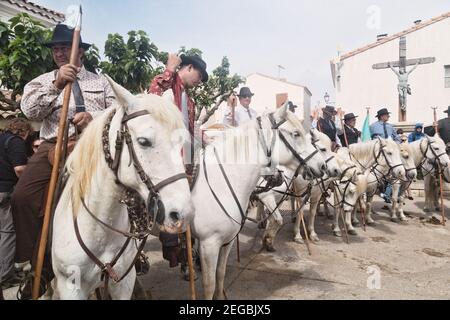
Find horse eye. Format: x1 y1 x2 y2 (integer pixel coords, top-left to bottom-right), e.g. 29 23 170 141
320 148 327 152
387 152 393 156
137 137 152 147
293 131 300 137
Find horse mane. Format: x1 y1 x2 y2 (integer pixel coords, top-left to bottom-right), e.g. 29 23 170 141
348 140 378 167
312 129 332 150
211 110 306 164
67 94 186 217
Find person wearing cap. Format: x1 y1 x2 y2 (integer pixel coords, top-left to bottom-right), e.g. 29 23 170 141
148 53 208 280
312 105 342 151
370 108 401 143
408 123 425 143
222 87 258 127
10 23 115 299
338 113 361 147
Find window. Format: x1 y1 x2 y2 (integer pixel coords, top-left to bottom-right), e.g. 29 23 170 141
445 65 450 88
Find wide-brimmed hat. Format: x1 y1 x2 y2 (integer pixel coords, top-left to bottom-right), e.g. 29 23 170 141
344 113 358 121
376 108 391 118
180 54 209 83
322 105 337 115
45 23 91 50
444 106 450 114
237 87 254 98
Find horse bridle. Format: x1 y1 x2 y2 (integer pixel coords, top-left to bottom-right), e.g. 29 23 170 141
104 109 188 224
419 136 449 176
73 108 188 298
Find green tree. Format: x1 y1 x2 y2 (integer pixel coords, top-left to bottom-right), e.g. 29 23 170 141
0 13 53 111
100 30 162 93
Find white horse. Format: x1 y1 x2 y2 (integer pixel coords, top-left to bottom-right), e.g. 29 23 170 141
390 143 418 222
307 148 366 240
407 136 450 212
336 138 405 232
256 129 342 250
51 79 193 300
191 106 327 299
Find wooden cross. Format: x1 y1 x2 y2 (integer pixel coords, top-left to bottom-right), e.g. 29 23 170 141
372 36 435 122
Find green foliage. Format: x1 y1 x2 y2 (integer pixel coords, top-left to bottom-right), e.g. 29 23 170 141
189 56 244 122
0 13 53 110
100 30 161 93
83 44 101 74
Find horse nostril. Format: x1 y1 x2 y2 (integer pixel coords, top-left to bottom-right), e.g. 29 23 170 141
169 211 181 222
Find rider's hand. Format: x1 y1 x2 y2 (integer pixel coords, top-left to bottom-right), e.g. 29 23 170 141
54 64 81 90
72 112 93 131
166 53 182 73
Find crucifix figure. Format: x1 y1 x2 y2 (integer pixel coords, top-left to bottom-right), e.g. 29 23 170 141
373 36 435 122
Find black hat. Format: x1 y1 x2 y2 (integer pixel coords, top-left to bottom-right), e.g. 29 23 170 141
344 113 358 121
287 101 298 109
322 105 337 115
444 106 450 114
45 24 91 50
237 87 254 97
180 54 209 83
376 108 391 118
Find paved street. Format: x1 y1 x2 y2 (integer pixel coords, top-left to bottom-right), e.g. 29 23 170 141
4 197 450 300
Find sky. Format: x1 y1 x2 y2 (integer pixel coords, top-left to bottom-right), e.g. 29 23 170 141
33 0 450 105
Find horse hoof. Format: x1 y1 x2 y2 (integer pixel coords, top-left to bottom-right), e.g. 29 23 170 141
400 217 408 222
333 231 342 237
352 221 360 227
423 208 430 213
366 220 376 226
294 236 304 244
348 229 358 236
310 234 320 243
391 217 399 223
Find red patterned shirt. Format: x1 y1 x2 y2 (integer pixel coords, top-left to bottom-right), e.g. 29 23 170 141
147 69 196 136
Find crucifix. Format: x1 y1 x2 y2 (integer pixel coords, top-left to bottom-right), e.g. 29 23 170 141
372 36 435 122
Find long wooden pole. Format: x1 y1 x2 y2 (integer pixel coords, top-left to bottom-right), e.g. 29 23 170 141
294 186 312 256
432 107 446 226
32 13 81 300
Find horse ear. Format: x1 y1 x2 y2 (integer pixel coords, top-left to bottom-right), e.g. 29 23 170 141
274 103 288 120
104 75 136 111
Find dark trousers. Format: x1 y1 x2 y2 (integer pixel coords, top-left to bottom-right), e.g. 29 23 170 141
0 192 14 283
10 142 53 270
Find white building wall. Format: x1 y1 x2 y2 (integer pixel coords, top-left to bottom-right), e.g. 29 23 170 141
334 18 450 126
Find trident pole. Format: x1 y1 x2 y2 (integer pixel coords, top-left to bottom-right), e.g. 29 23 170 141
32 6 82 300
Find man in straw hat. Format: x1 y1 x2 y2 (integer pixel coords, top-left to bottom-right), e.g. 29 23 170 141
10 23 115 299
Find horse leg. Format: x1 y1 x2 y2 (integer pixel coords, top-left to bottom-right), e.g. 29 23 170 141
390 184 399 222
307 200 320 242
332 207 342 237
423 175 433 212
365 195 376 225
108 271 136 300
256 201 267 229
398 193 408 221
199 240 221 300
52 272 89 300
293 206 304 244
263 215 282 252
213 240 234 300
344 209 357 235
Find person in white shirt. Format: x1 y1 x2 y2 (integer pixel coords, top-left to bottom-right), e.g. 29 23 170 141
223 87 258 126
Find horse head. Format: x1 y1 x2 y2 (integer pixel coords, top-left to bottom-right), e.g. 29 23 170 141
107 77 193 234
399 143 417 181
310 128 342 178
376 138 406 180
264 104 326 180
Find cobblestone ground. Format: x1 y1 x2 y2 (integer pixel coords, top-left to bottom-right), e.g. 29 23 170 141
4 197 450 300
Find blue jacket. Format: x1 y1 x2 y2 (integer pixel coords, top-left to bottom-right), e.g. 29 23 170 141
370 121 401 143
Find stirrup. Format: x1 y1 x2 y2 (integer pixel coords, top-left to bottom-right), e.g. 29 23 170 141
16 272 48 300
